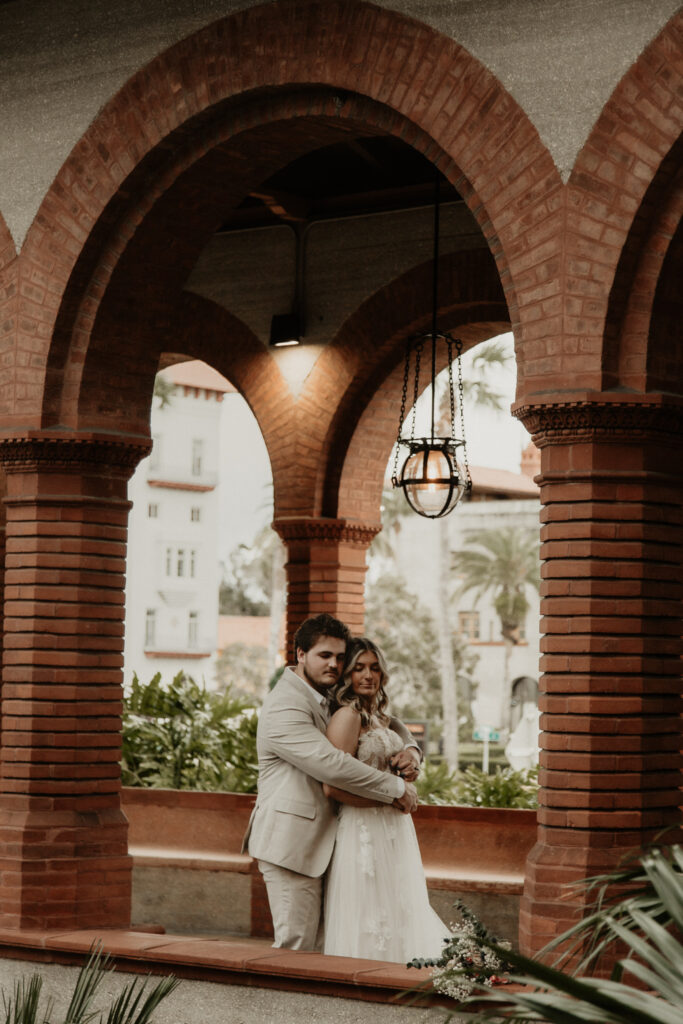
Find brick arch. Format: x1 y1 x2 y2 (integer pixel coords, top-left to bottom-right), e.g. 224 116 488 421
616 150 683 391
305 246 509 524
0 210 15 272
0 211 17 430
107 290 296 495
565 8 683 396
10 0 558 434
647 204 683 388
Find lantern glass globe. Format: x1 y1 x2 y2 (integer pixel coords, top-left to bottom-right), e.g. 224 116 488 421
399 444 467 518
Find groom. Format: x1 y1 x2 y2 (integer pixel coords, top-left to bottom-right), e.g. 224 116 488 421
244 612 421 951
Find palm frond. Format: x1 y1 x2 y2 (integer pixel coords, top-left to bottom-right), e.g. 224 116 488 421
64 945 111 1023
459 847 683 1024
102 975 179 1024
1 975 48 1024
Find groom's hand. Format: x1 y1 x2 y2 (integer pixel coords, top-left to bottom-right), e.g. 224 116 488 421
393 781 418 814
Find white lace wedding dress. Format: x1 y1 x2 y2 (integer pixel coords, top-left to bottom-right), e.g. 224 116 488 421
323 720 449 962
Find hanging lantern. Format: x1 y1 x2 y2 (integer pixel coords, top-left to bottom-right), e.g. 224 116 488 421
391 178 471 518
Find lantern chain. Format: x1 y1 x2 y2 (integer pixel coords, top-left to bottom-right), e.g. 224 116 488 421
455 337 472 491
392 337 413 483
447 337 456 440
410 337 423 444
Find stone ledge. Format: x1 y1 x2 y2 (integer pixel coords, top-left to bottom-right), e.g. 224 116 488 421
0 929 449 1007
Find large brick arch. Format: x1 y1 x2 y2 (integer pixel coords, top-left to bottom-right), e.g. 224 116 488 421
9 0 558 436
565 8 682 397
107 290 295 491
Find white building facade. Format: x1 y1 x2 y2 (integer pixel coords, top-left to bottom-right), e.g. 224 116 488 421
123 361 230 687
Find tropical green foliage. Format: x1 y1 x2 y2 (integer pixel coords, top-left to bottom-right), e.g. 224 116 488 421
219 524 283 615
439 337 514 418
452 526 540 644
447 847 683 1023
152 374 176 410
364 571 477 737
122 672 258 793
214 641 270 698
416 760 538 808
454 764 539 809
415 758 461 805
1 945 178 1024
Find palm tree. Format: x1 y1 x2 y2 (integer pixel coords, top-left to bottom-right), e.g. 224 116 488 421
452 526 540 733
153 373 177 409
434 339 514 768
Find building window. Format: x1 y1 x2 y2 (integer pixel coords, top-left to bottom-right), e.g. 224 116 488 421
164 545 197 579
145 609 156 647
188 611 198 648
458 611 480 641
148 503 159 518
191 439 203 476
190 507 201 522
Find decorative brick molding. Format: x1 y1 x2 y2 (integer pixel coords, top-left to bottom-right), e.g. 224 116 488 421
273 517 381 547
514 393 683 447
0 433 151 475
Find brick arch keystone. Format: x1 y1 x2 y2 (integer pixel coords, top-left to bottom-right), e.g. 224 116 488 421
12 0 558 433
565 8 683 397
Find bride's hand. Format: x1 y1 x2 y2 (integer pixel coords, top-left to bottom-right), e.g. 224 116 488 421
390 750 420 782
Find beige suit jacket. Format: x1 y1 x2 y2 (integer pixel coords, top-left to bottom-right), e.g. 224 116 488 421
244 667 407 877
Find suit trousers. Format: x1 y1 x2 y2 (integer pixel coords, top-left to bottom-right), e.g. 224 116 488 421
258 859 323 951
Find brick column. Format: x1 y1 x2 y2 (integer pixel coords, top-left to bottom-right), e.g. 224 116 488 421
514 395 683 959
273 518 380 661
0 431 150 929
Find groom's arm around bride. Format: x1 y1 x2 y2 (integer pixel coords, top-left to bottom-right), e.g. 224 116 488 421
242 613 418 951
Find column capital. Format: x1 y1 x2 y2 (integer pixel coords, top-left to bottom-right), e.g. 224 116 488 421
0 430 152 475
513 392 683 447
273 516 381 546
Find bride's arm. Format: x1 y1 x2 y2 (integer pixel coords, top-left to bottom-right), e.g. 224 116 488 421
323 708 384 807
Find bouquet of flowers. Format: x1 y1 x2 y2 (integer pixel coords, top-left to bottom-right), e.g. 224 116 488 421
408 899 511 1003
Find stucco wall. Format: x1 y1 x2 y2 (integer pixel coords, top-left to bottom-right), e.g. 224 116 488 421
0 0 679 247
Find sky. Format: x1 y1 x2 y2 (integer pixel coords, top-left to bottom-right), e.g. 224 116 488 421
218 331 527 562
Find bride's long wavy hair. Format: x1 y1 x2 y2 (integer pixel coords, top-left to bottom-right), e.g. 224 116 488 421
329 637 391 728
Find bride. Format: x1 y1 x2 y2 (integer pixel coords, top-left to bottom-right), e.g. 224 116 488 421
323 637 449 962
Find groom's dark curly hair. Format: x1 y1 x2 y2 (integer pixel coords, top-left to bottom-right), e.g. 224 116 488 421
294 613 350 655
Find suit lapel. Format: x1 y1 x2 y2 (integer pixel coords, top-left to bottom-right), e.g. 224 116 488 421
279 668 328 733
